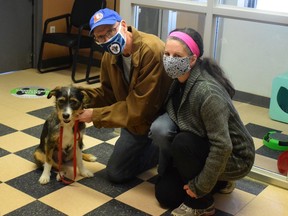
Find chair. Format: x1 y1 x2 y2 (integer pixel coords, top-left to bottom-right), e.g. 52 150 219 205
37 0 106 83
85 42 103 84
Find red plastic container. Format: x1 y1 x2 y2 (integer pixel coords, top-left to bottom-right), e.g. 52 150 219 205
277 151 288 175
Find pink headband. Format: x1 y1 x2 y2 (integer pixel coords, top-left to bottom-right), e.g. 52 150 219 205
169 31 200 57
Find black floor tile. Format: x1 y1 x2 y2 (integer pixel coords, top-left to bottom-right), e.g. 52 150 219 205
236 178 268 195
84 199 150 216
83 142 114 166
5 200 66 216
27 106 54 120
78 169 143 198
6 170 67 199
245 123 281 139
147 174 158 184
160 210 172 216
0 123 17 136
0 148 10 157
21 124 43 139
85 126 118 141
256 145 283 160
14 145 38 163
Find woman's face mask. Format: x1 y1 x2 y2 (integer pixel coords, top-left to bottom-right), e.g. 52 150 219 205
163 55 191 79
97 23 126 55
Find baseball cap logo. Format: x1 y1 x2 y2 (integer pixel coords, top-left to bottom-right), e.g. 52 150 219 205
93 12 103 23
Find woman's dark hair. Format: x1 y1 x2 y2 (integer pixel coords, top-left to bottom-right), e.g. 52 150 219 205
169 28 235 98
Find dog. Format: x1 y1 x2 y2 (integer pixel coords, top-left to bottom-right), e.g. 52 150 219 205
33 86 97 184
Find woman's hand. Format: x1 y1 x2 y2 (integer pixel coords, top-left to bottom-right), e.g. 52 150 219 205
77 108 93 123
184 184 197 198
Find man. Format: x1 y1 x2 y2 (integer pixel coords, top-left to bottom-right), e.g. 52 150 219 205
78 8 172 183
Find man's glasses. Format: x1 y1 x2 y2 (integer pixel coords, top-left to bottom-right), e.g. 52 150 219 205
94 23 120 44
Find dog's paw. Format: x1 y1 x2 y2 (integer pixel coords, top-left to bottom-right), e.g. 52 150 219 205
89 155 97 162
56 171 66 181
80 168 94 178
82 153 97 162
39 174 50 184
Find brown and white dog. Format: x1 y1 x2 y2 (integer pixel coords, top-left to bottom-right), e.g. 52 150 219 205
33 86 97 184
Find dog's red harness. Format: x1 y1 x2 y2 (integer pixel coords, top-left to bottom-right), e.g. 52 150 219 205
58 120 80 184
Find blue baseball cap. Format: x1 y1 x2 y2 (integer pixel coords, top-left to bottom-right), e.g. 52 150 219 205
89 8 122 34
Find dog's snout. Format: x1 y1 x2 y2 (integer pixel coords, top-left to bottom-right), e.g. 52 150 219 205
62 113 70 119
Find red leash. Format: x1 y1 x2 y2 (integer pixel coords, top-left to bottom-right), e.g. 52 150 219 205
58 120 79 184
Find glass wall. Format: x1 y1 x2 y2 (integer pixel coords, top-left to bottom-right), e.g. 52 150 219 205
134 6 205 41
215 17 288 96
219 0 288 13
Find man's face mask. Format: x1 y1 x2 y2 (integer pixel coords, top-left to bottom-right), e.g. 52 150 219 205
97 22 126 55
163 55 191 79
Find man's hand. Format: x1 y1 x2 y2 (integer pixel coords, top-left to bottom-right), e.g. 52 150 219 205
77 108 93 123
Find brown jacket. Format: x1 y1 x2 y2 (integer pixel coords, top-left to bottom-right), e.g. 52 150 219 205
89 26 172 135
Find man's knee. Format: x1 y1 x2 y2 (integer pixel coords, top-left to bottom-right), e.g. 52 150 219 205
150 118 166 136
150 120 177 148
106 165 129 183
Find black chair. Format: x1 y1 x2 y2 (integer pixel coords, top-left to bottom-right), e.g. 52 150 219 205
37 0 106 83
85 42 104 84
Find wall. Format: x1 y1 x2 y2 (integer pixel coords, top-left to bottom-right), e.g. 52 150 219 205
42 0 119 59
42 0 73 59
176 11 205 38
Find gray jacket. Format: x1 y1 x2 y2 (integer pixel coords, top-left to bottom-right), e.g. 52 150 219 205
166 63 255 197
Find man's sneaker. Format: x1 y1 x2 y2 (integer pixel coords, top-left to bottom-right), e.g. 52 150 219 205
218 181 236 194
171 203 215 216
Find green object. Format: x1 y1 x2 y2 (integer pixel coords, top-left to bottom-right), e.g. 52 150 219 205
269 72 288 124
263 131 288 151
10 86 50 98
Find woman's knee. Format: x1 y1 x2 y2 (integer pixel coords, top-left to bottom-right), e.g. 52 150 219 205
171 132 210 168
171 132 197 152
171 132 208 152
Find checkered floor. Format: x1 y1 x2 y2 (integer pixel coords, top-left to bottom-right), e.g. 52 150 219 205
0 69 288 216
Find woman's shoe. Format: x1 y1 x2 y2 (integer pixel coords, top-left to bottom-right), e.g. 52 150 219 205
218 181 236 194
171 203 215 216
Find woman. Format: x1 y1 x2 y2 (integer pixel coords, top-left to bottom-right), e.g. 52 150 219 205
149 28 255 216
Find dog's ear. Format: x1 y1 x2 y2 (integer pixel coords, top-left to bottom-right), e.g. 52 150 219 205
80 88 97 107
47 86 61 99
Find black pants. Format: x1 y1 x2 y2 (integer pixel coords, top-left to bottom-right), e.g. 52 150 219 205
155 132 214 209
